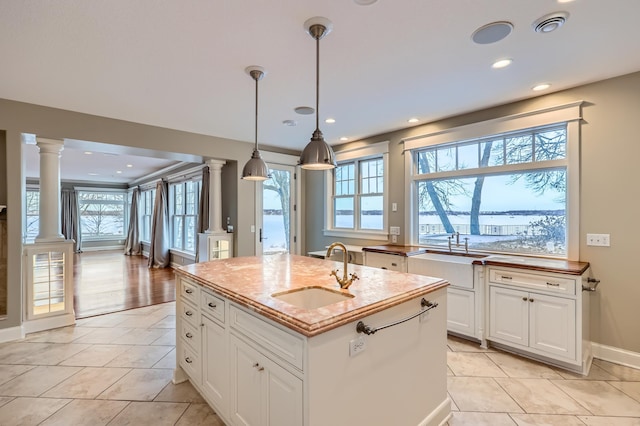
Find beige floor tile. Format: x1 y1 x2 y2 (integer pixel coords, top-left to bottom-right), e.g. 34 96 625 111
59 344 132 367
176 403 225 426
0 365 82 397
0 396 70 425
578 416 640 425
594 360 640 381
115 316 170 329
151 330 176 346
21 343 91 365
447 366 454 376
510 413 586 425
42 367 131 398
0 396 13 407
97 368 174 401
150 315 176 329
610 381 640 403
449 393 459 411
447 352 507 377
487 352 564 379
0 365 35 386
106 345 173 368
554 363 619 381
153 348 176 369
496 378 589 415
447 335 494 353
553 380 640 417
73 327 134 344
76 314 129 328
108 401 188 425
447 411 517 425
24 326 97 343
448 376 523 413
0 342 47 362
39 399 129 426
109 328 171 345
154 381 205 403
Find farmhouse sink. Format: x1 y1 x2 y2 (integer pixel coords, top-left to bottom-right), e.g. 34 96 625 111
272 286 354 309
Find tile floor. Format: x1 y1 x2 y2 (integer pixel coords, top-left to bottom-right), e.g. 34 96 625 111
0 303 638 425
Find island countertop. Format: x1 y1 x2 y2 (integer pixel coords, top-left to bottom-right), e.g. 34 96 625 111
175 254 448 337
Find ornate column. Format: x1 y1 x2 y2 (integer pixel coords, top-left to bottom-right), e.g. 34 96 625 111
35 138 65 242
206 159 226 233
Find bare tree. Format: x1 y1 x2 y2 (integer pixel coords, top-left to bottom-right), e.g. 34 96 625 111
263 170 290 252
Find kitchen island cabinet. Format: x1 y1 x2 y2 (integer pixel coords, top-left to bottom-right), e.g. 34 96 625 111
174 254 450 426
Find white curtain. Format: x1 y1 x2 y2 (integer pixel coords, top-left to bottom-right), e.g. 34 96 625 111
61 188 82 252
148 181 170 268
195 166 209 262
124 187 141 256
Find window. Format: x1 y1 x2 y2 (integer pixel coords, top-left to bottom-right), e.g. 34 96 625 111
78 191 127 239
25 188 40 243
406 103 581 259
140 188 155 242
325 142 389 240
170 179 200 253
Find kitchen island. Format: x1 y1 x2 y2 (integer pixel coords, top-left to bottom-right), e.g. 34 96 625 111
173 254 450 426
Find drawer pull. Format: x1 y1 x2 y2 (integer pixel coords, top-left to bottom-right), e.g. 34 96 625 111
185 357 193 364
185 332 193 339
381 267 388 270
501 275 513 280
185 311 193 317
253 362 264 372
391 262 398 267
529 298 534 302
185 288 193 294
208 302 217 308
522 296 528 301
546 282 560 287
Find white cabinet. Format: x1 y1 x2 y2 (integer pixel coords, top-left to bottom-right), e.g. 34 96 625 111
487 266 587 374
198 232 233 262
230 334 303 426
447 287 476 336
202 315 228 418
363 251 407 272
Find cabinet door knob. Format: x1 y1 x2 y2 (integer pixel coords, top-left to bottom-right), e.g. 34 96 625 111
253 362 264 371
529 298 534 302
208 302 216 308
522 296 528 301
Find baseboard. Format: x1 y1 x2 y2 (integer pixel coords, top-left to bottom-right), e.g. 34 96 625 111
22 313 76 335
80 245 125 252
592 342 640 370
0 325 25 343
419 396 452 426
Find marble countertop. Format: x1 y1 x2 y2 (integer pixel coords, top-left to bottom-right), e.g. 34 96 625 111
175 254 448 337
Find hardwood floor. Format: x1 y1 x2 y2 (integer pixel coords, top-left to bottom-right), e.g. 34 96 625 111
73 250 176 318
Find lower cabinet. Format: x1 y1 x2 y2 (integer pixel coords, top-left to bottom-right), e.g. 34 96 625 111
229 334 303 426
363 251 407 272
202 315 228 418
447 287 476 336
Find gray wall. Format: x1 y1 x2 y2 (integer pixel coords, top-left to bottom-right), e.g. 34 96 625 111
305 71 640 354
0 98 267 329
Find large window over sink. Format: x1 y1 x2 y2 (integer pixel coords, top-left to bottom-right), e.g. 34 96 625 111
405 103 581 259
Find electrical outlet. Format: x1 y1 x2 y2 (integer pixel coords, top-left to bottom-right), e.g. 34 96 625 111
391 235 398 243
349 336 366 357
586 233 610 247
390 226 400 235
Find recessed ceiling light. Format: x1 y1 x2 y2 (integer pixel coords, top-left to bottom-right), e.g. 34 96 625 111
88 172 99 176
471 21 514 45
282 119 297 127
340 137 349 141
126 164 133 168
325 118 336 124
408 118 419 123
116 170 122 174
532 83 551 91
492 58 512 69
294 106 315 115
84 151 93 155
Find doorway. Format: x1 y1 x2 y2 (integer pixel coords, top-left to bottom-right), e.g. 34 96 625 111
257 164 297 255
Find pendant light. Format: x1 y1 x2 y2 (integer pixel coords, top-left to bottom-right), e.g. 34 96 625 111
299 17 337 170
242 66 270 181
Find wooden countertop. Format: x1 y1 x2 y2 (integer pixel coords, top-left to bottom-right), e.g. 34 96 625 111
480 255 590 275
175 254 448 337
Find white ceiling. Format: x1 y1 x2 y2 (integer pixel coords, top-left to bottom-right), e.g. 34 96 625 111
3 0 640 182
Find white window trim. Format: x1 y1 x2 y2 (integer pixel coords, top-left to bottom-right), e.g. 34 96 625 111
324 141 390 241
403 102 582 260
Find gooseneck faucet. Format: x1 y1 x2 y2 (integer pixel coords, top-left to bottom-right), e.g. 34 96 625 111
326 242 359 289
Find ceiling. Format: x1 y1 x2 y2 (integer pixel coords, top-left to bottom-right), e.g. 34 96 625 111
3 1 640 182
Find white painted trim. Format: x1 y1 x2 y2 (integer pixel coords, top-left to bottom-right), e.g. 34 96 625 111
335 141 389 161
22 313 76 335
418 396 452 426
592 342 640 370
261 151 299 166
80 245 125 252
0 325 25 343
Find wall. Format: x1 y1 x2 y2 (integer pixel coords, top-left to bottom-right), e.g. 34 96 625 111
0 98 277 330
305 71 640 354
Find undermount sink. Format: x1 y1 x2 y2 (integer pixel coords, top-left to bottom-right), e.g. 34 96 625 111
272 286 354 310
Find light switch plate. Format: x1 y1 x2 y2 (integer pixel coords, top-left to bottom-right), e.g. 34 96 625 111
586 233 610 246
349 336 366 357
390 226 400 235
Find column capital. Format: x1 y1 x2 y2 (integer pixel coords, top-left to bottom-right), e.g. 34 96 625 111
36 137 64 154
205 158 226 170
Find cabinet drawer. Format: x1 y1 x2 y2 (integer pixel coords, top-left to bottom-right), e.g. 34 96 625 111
180 300 200 328
180 278 200 305
364 252 407 272
179 345 202 384
489 268 576 295
180 319 201 352
202 290 225 324
230 305 304 371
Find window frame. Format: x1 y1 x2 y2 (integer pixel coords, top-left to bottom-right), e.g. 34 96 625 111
139 187 155 243
324 141 389 241
403 102 582 260
168 177 201 254
76 188 128 241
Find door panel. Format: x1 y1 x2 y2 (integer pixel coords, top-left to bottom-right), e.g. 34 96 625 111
258 165 295 255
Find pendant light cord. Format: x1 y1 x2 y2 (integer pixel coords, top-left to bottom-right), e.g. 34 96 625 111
315 34 320 132
254 76 259 151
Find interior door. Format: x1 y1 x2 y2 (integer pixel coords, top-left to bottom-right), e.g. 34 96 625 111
257 165 296 255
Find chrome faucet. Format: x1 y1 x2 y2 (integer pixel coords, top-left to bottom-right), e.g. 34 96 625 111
448 232 469 253
326 242 359 289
